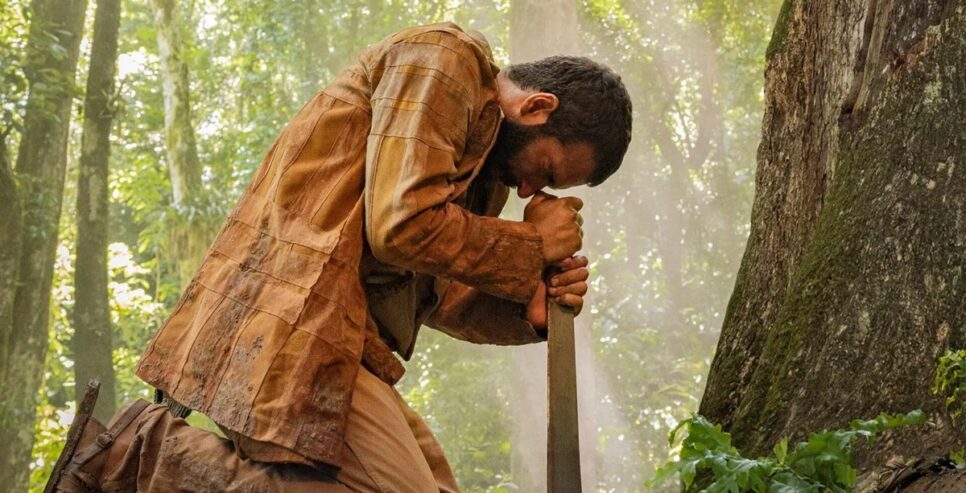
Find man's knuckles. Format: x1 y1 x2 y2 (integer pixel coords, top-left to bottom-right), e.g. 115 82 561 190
549 282 587 297
562 196 583 210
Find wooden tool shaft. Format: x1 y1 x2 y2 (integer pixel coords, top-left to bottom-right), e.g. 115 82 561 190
547 301 582 492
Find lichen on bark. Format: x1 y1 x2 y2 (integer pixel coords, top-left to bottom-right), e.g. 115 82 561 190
701 0 966 474
765 0 795 59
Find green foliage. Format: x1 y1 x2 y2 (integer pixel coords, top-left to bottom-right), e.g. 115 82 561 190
28 241 163 492
949 450 966 465
401 332 516 493
0 0 29 137
650 411 927 493
932 349 966 421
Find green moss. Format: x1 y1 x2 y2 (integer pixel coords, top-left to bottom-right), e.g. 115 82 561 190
766 0 795 60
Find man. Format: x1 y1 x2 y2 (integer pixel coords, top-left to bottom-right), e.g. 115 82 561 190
47 21 631 492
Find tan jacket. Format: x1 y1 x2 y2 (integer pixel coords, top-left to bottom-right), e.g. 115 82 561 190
136 23 545 467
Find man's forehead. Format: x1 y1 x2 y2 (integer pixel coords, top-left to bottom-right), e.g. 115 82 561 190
556 141 596 187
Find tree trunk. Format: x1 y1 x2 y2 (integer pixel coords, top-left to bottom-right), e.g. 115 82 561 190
506 2 595 491
74 0 122 423
0 129 21 388
700 0 966 474
0 0 88 490
0 130 19 348
150 0 207 285
509 0 581 63
150 0 200 207
297 0 328 103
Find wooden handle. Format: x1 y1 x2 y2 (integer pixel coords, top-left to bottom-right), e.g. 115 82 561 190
547 301 582 492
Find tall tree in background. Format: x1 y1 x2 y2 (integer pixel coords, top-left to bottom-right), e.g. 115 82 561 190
0 0 27 388
506 1 591 491
296 0 327 103
150 0 207 284
574 0 779 486
74 0 123 423
0 124 18 374
701 0 966 470
0 0 88 490
509 0 579 61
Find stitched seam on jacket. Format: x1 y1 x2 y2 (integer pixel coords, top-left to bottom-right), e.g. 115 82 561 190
268 96 337 201
378 61 475 101
310 142 367 219
367 131 458 153
171 293 229 398
371 94 467 129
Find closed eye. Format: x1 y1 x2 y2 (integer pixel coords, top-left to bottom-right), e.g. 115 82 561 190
545 162 556 187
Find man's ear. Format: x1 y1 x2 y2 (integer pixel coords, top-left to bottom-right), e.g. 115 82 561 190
518 92 558 125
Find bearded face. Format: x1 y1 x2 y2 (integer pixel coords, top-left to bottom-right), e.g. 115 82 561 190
485 119 597 199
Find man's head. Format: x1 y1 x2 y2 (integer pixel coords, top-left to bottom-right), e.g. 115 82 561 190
488 56 632 198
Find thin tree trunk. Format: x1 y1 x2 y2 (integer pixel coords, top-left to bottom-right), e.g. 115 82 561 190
700 0 966 477
506 2 591 491
74 0 122 423
0 0 88 490
298 0 327 103
150 0 207 285
508 0 581 63
0 129 21 385
150 0 200 207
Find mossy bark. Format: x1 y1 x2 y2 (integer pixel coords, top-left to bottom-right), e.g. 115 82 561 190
150 0 211 286
150 0 201 207
74 0 122 423
0 131 20 383
700 0 966 475
0 0 88 490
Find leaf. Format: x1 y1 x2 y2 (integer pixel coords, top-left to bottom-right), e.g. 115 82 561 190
680 458 698 487
684 415 733 452
769 471 821 493
773 439 788 464
669 416 693 446
831 461 855 487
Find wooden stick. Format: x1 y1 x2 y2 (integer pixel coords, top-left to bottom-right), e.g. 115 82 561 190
547 301 582 492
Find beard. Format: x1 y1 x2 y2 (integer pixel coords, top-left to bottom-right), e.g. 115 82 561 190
484 119 543 187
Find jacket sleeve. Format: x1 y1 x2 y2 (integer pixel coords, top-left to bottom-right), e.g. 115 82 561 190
364 30 543 304
425 281 546 345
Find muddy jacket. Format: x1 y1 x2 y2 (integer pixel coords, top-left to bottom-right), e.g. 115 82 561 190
135 23 546 468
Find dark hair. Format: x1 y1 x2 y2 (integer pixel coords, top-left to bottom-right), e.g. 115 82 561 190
505 56 632 186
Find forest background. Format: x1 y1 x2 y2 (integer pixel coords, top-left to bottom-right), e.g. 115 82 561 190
0 0 783 491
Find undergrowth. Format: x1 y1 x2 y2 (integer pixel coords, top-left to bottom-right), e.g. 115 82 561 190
649 410 927 493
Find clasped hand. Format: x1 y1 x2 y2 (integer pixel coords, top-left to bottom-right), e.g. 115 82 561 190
522 192 589 329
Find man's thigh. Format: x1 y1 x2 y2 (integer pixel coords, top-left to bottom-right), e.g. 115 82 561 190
338 367 458 493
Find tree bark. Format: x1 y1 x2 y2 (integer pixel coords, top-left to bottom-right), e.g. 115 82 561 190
150 0 200 207
0 0 88 490
74 0 122 423
700 0 966 473
150 0 208 285
509 0 581 63
0 129 21 392
298 0 328 103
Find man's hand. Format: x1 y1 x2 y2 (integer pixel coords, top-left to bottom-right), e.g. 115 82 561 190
526 255 590 329
524 192 584 265
547 256 589 314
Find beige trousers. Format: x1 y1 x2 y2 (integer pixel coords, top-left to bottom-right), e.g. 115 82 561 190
100 367 459 492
